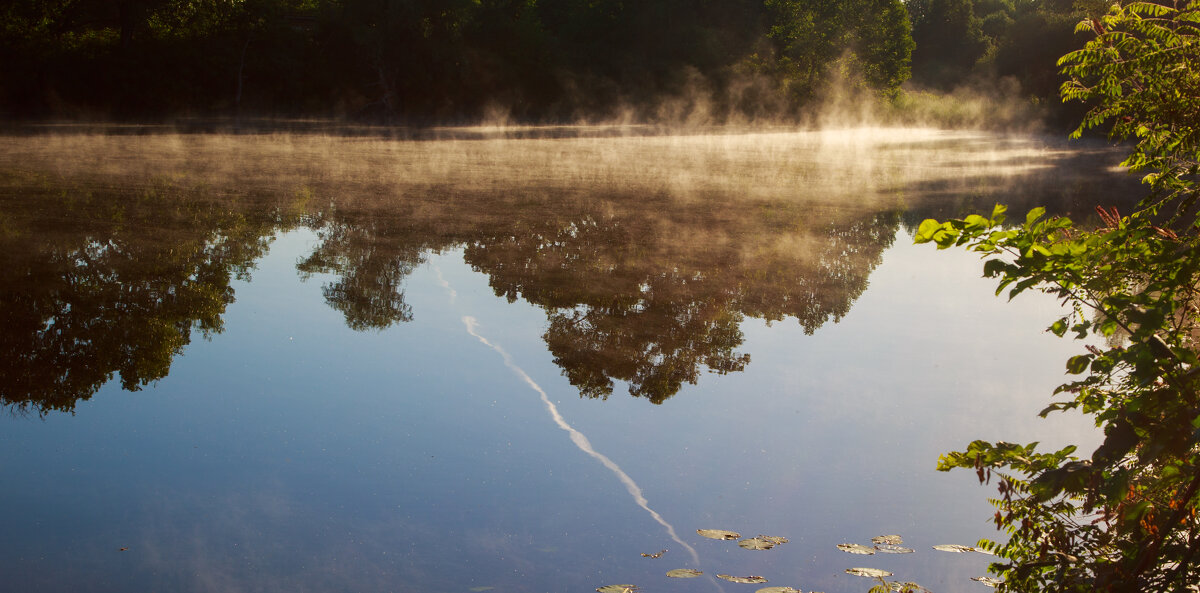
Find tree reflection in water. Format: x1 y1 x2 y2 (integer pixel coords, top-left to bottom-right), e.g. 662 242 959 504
0 173 293 413
297 210 428 331
0 128 1142 413
460 201 901 403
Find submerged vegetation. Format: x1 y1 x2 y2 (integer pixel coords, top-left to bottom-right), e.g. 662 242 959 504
917 1 1200 590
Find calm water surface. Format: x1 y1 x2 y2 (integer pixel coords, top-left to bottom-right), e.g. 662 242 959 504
0 126 1140 592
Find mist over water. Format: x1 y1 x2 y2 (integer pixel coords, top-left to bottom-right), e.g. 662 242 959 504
0 124 1125 195
0 124 1137 241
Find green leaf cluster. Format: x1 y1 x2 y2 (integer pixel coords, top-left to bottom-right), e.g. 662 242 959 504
916 2 1200 590
1059 0 1200 221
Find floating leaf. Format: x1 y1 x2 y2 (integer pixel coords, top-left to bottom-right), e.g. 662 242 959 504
758 535 789 545
640 549 666 558
717 574 768 584
698 529 741 540
871 535 903 545
845 568 893 578
874 544 915 554
596 585 639 593
756 587 802 593
738 537 776 550
887 582 931 593
666 569 703 578
932 544 976 553
837 543 876 555
971 576 1003 587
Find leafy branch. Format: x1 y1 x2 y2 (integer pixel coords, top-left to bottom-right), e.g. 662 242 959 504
914 2 1200 591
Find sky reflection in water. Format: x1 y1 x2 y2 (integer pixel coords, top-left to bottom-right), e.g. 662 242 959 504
0 127 1140 592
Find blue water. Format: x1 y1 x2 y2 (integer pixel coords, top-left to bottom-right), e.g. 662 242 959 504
0 231 1097 593
0 128 1135 593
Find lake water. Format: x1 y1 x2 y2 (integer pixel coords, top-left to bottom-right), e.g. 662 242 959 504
0 126 1141 593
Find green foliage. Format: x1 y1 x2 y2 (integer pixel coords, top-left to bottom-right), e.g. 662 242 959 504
762 0 914 103
906 0 1102 127
916 3 1200 590
908 0 987 88
1059 1 1200 219
987 5 1081 103
0 0 916 120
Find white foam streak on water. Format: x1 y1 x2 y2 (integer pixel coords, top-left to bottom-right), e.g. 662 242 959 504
432 266 457 303
461 314 703 568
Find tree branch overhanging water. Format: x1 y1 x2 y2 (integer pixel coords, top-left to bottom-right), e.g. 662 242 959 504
914 2 1200 590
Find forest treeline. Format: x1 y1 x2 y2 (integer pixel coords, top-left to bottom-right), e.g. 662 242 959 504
1 0 1106 123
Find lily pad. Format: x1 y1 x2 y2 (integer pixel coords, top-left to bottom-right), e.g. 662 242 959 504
666 569 703 578
971 576 1003 587
932 544 976 553
738 537 777 550
717 574 769 584
845 568 893 578
871 535 903 545
874 544 915 554
756 587 802 593
758 535 789 545
698 529 741 540
836 543 876 555
596 585 639 593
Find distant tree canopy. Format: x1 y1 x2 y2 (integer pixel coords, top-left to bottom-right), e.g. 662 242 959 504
907 0 1111 123
760 0 914 104
0 0 1114 124
0 0 916 121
